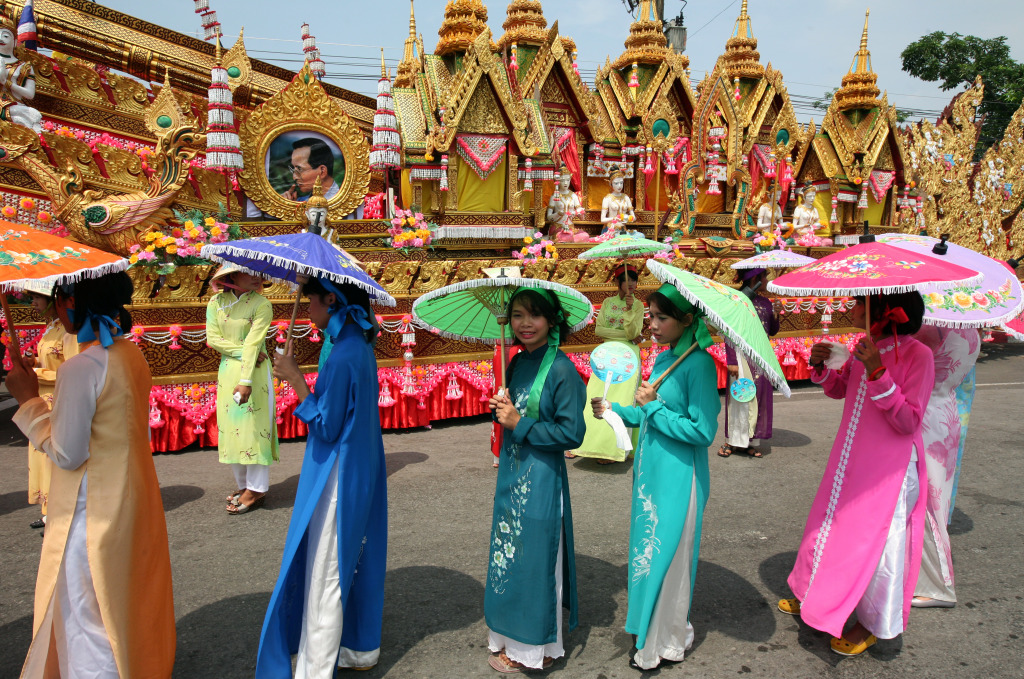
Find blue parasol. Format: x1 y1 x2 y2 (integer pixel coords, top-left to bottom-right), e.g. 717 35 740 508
200 232 395 307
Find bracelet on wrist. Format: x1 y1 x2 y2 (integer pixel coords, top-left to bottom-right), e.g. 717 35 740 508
869 366 886 381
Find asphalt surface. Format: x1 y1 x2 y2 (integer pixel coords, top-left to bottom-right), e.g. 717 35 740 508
0 343 1021 679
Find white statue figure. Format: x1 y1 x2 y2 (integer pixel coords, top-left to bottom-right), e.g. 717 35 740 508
756 188 782 232
0 26 42 133
792 185 821 238
545 173 588 243
600 170 636 236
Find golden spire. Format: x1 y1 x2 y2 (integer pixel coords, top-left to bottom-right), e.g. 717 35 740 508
497 1 547 51
395 0 422 87
435 0 491 57
215 33 223 66
307 175 329 210
722 0 763 80
834 9 881 111
611 0 674 70
380 48 387 78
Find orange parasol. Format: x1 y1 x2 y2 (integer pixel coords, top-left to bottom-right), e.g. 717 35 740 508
0 223 129 361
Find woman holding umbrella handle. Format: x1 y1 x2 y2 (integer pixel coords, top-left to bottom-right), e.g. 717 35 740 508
592 283 721 672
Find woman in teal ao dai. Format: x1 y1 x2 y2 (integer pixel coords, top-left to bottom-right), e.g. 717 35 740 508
597 283 721 671
486 288 587 672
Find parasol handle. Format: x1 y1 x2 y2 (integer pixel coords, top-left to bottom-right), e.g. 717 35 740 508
1 295 22 364
497 317 508 395
602 369 614 401
650 341 699 390
283 282 305 356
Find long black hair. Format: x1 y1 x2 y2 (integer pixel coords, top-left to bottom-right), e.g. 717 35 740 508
56 271 134 333
856 292 925 336
507 288 572 345
304 277 380 345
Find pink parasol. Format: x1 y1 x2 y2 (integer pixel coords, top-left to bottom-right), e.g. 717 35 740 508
767 241 983 297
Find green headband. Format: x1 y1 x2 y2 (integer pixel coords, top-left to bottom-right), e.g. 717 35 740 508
655 283 714 354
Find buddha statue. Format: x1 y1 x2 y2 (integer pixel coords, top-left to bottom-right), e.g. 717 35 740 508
545 172 588 243
600 170 637 236
0 24 42 133
792 185 821 237
756 189 782 232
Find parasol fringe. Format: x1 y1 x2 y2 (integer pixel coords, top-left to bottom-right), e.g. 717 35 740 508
766 275 986 297
0 259 131 293
434 226 535 240
412 276 594 334
201 246 397 307
648 261 792 398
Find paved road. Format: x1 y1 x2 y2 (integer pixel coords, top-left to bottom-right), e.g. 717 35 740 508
0 344 1021 678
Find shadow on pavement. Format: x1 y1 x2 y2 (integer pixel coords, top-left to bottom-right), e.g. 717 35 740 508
0 614 31 677
173 591 270 677
758 550 797 599
565 554 628 662
948 506 974 536
0 489 27 518
691 560 777 653
265 474 300 511
570 457 632 475
766 429 813 448
372 565 485 675
385 451 428 478
160 484 205 513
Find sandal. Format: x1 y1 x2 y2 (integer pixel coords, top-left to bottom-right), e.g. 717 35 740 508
564 452 577 459
745 447 764 458
717 445 734 457
227 494 265 515
487 652 553 673
777 598 801 616
226 489 244 503
830 633 876 656
596 459 617 465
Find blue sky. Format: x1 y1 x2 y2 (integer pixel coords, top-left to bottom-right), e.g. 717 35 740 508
98 0 1023 122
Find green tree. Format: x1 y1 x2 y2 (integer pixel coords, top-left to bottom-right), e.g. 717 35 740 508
901 32 1024 156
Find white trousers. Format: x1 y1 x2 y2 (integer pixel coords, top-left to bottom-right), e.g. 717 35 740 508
633 475 698 670
855 458 920 639
294 458 378 678
231 463 270 493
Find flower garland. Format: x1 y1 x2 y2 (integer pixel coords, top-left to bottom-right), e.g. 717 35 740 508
387 209 437 252
129 208 244 273
512 232 557 263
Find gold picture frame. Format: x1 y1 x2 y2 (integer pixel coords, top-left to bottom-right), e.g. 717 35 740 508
237 61 370 220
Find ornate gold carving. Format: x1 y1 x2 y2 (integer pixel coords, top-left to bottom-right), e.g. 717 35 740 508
378 261 421 295
411 261 457 292
221 28 253 93
106 73 149 114
436 0 491 56
237 62 370 221
550 259 586 285
522 260 555 280
153 265 215 303
461 83 509 134
577 259 614 287
497 0 548 50
126 267 158 304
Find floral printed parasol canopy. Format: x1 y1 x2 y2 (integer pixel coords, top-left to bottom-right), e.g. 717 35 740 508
0 224 129 292
876 233 1023 328
767 241 983 297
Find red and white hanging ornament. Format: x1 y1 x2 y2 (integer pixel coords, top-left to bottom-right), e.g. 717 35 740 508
830 194 839 225
444 373 464 401
572 50 579 76
643 145 654 176
664 150 678 175
378 381 396 407
300 25 326 79
204 37 243 176
523 157 533 192
370 51 401 171
193 0 220 40
733 76 741 102
628 62 639 89
510 43 518 71
858 179 869 209
440 154 449 191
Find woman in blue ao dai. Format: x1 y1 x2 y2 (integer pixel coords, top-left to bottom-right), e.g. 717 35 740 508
257 278 386 678
595 283 721 671
485 289 587 673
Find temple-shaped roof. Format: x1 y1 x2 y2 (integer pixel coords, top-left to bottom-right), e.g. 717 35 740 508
394 0 425 88
834 9 881 111
721 0 764 81
436 0 491 57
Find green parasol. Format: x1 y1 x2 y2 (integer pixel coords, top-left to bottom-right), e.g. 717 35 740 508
578 233 670 260
646 260 790 397
412 273 593 391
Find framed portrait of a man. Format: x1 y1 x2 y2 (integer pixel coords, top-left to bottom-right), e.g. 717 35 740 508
237 63 369 221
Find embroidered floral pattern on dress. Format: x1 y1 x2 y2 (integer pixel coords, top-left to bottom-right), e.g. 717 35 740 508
804 343 895 595
489 388 533 595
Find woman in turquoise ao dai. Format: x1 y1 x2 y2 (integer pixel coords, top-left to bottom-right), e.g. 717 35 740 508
486 288 587 673
595 283 720 671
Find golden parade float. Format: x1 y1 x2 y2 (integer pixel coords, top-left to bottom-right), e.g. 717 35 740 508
1 0 1021 451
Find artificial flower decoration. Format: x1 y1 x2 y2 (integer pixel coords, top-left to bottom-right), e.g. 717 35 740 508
386 209 437 253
